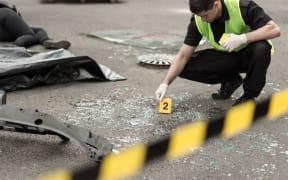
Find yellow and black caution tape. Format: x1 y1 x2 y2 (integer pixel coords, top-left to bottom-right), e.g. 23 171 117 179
35 88 288 180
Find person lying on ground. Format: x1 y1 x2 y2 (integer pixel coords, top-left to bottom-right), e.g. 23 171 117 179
0 1 71 49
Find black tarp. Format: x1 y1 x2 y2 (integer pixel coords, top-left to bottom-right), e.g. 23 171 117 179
0 47 126 91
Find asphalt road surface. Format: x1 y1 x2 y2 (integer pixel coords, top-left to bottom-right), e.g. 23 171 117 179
1 0 288 179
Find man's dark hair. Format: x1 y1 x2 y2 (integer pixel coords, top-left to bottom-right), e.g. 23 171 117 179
189 0 217 14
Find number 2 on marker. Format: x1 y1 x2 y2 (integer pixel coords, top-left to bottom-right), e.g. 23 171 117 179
159 98 172 114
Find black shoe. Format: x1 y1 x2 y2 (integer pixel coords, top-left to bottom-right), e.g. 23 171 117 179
232 94 255 106
43 40 71 49
212 76 242 100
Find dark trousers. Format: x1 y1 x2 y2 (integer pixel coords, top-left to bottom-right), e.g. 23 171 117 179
0 8 49 46
179 40 272 97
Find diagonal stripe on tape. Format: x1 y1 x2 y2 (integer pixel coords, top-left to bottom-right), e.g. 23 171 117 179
222 100 255 138
72 164 101 180
167 120 207 159
253 99 270 121
268 89 288 119
206 116 225 138
35 88 288 180
35 169 71 180
146 138 169 163
98 143 146 180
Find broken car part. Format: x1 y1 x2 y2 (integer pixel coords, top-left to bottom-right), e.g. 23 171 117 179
0 90 113 161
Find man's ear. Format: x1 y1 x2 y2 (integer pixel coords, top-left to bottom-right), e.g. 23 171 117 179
214 0 221 8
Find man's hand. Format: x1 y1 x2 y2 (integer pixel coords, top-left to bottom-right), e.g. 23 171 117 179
155 83 168 101
220 33 247 52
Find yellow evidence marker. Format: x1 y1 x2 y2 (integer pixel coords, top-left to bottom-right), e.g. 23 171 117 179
219 33 230 44
159 98 172 114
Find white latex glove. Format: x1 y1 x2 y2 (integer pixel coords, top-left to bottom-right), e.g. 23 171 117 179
155 83 168 101
220 33 247 52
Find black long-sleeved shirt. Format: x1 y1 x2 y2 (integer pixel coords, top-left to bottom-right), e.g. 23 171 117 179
184 0 272 46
